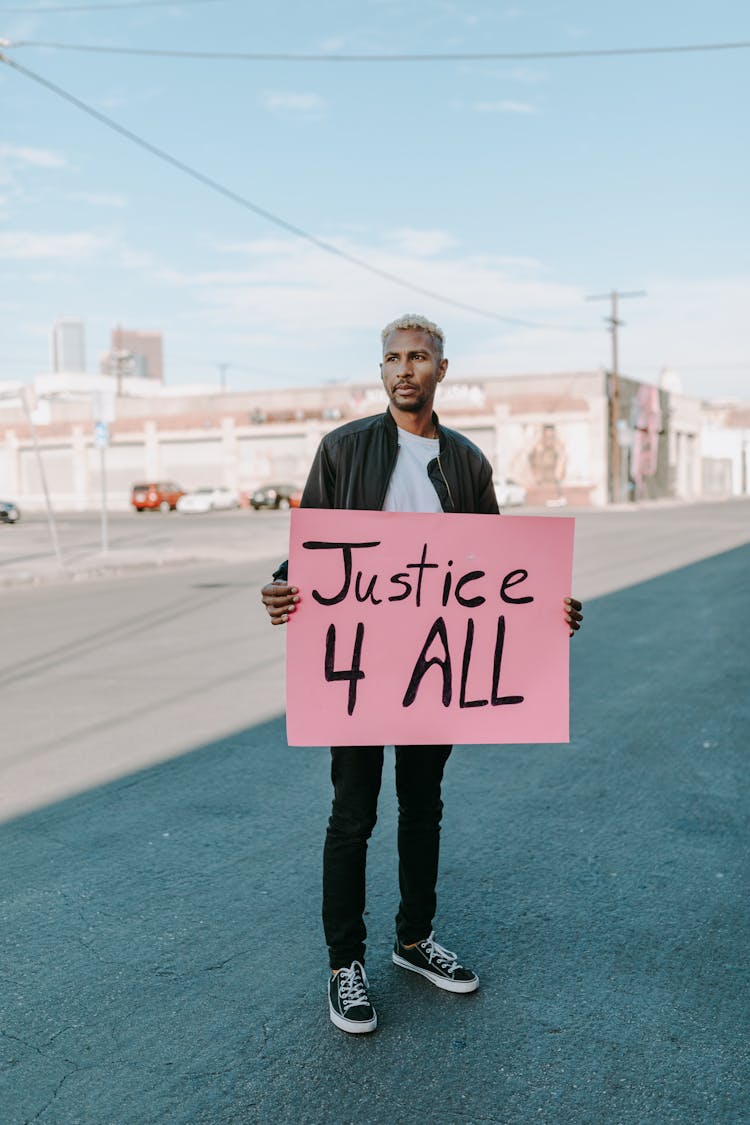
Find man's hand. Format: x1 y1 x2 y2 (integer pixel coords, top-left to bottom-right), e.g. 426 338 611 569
564 596 583 637
261 581 300 625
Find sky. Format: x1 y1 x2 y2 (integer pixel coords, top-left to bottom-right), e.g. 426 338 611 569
1 0 748 398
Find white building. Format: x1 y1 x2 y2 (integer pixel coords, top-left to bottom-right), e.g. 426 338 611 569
50 318 86 374
0 369 747 511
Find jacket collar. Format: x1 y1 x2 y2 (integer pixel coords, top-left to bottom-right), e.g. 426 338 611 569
384 407 443 448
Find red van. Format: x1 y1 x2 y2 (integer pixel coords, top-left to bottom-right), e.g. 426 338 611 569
131 482 185 512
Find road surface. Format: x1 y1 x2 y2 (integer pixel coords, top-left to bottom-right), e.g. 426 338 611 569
2 501 749 1123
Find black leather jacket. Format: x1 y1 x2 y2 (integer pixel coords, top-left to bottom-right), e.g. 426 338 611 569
273 409 498 581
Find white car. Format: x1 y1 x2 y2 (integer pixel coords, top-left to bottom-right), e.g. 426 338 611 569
177 487 240 514
0 500 20 524
494 478 526 507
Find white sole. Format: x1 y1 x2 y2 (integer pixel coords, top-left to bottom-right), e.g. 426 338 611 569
392 952 479 993
328 1002 377 1034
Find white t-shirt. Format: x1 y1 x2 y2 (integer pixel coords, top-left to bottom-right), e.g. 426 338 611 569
382 426 442 513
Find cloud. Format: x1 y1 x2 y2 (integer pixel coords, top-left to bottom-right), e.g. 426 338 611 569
455 62 547 85
96 87 163 111
260 90 326 115
474 100 536 114
70 192 128 209
459 277 750 397
0 229 165 271
0 143 66 168
0 231 112 260
150 230 750 397
117 246 159 270
504 66 546 84
164 232 584 341
385 228 460 257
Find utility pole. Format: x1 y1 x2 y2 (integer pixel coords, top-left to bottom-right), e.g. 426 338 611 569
586 288 646 503
17 386 65 569
218 363 230 393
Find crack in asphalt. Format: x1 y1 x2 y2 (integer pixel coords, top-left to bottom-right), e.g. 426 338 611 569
25 1066 76 1123
2 1029 43 1056
205 947 255 972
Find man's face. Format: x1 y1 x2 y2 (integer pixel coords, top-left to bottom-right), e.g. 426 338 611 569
380 328 448 415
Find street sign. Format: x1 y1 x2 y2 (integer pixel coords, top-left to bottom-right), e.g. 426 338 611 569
93 421 109 449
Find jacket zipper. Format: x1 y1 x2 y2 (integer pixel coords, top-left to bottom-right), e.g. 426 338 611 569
436 454 455 510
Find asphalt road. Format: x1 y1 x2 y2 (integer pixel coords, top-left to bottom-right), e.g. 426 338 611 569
2 502 749 1123
3 500 750 595
0 509 290 585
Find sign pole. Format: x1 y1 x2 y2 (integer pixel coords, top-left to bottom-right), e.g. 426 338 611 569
93 418 110 554
99 443 108 554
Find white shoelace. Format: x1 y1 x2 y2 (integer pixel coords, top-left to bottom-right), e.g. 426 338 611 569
418 931 459 973
336 961 370 1012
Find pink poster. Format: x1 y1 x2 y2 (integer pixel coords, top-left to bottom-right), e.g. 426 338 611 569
286 510 574 747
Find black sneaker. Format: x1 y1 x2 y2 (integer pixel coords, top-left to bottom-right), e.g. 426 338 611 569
328 961 378 1034
392 931 479 993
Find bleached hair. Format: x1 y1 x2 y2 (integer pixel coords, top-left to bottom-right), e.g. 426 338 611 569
381 314 445 358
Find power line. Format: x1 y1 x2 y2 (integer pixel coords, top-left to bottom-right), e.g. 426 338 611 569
0 1 224 13
5 38 750 60
0 51 586 333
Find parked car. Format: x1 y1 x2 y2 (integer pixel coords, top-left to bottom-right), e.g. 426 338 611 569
494 478 526 507
177 487 240 514
131 481 185 512
0 500 20 524
250 483 300 510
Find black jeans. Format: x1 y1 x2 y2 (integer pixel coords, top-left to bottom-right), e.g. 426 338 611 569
322 744 452 969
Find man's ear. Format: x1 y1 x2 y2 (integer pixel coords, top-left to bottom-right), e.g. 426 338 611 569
437 358 448 383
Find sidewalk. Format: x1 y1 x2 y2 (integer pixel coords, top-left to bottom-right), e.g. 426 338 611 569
0 510 291 589
0 545 228 588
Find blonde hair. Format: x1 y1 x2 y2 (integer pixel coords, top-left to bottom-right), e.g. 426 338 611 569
381 314 445 358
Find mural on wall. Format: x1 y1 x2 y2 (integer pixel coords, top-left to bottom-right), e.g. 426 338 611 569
630 384 663 499
528 424 567 496
512 423 571 506
616 379 670 501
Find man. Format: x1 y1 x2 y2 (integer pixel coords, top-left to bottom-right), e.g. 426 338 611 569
261 314 583 1035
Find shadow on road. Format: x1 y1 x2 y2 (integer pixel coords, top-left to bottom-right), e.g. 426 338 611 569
3 545 749 1124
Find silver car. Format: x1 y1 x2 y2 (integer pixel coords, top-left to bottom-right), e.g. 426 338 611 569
0 500 20 524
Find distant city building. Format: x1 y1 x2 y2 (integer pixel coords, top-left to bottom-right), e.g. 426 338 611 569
50 317 86 373
100 327 164 382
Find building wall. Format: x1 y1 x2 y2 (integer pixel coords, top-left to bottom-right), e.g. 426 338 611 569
0 370 728 510
701 426 750 496
667 393 702 500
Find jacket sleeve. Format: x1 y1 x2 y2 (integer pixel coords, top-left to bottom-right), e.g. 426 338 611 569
476 454 500 515
300 436 336 508
270 437 336 581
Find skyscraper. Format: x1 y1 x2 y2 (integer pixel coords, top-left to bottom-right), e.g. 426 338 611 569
100 327 164 381
50 317 86 373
